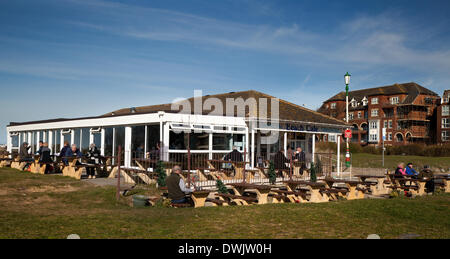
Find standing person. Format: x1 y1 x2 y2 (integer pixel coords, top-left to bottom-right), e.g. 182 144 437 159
223 146 243 162
135 144 145 159
86 143 101 179
166 165 194 204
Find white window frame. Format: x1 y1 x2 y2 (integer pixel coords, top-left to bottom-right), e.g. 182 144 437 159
443 118 450 129
442 131 450 141
391 96 399 105
330 103 336 109
371 97 378 104
442 105 450 116
371 109 379 117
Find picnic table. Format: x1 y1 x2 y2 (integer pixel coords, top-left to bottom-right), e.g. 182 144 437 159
0 157 12 168
354 174 389 196
386 174 425 195
228 182 272 204
434 175 450 193
323 178 365 200
292 161 306 179
190 190 211 208
283 180 327 203
207 159 244 180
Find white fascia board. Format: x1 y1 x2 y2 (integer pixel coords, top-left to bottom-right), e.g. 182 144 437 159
7 112 247 132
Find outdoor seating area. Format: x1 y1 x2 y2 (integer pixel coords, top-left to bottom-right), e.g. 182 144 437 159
2 146 449 209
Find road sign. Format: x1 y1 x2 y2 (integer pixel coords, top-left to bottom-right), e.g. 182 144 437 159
344 129 352 139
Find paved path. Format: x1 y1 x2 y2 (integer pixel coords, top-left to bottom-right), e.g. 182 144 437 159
81 177 133 188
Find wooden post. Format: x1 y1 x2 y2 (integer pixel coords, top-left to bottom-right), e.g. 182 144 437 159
116 145 121 201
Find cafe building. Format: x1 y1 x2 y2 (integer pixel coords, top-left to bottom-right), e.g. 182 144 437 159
6 90 348 169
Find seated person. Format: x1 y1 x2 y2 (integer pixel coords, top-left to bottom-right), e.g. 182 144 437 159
65 144 83 165
419 165 435 193
39 142 53 174
19 142 33 162
273 150 290 176
59 141 70 164
394 163 406 178
405 162 419 178
293 147 306 174
86 143 101 179
223 146 243 162
166 165 194 204
36 141 44 155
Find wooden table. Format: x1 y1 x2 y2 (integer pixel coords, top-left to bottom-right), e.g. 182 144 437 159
228 183 271 204
283 180 327 203
191 190 211 208
292 161 306 179
0 158 12 168
434 175 450 193
354 174 389 196
323 178 365 200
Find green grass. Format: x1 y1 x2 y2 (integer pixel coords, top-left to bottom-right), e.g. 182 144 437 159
0 167 449 239
348 153 450 170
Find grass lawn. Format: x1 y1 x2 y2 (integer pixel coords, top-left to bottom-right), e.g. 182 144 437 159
347 153 450 170
0 167 449 239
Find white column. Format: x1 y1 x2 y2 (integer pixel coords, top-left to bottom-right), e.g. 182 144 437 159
144 125 148 154
70 130 75 145
27 132 32 154
36 131 40 148
337 134 341 177
48 131 53 154
163 122 170 161
89 130 94 146
208 132 213 160
6 129 12 153
245 127 249 166
124 126 132 167
283 132 287 154
312 133 316 163
251 129 255 168
100 128 105 156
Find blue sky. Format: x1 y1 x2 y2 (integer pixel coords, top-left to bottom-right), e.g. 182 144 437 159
1 0 450 143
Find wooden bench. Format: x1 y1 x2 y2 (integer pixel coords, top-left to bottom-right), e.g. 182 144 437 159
0 157 12 168
62 157 97 180
323 178 365 200
228 183 272 204
191 190 211 208
271 189 308 203
206 198 229 206
217 193 257 206
283 180 328 203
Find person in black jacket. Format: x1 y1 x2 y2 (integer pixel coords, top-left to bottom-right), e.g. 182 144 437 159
294 147 306 174
223 146 243 162
86 143 101 179
39 142 53 174
273 150 290 177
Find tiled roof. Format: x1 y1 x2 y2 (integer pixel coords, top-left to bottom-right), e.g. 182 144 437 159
325 82 438 104
9 90 347 127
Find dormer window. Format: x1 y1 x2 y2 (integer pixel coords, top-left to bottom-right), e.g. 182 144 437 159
362 97 368 106
331 103 336 109
350 98 358 107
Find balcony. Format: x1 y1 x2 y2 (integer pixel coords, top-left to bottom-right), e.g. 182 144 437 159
396 112 429 121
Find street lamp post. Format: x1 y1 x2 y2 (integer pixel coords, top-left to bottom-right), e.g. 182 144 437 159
344 72 351 168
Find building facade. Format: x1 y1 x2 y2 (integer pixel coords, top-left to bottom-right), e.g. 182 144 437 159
318 82 440 146
437 90 450 143
6 90 347 169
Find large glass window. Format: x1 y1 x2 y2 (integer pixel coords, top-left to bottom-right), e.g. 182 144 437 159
93 132 101 148
73 129 81 148
104 128 113 156
147 125 160 152
54 130 61 154
443 118 450 129
443 105 450 116
11 135 19 147
169 131 209 150
131 126 146 158
81 128 90 153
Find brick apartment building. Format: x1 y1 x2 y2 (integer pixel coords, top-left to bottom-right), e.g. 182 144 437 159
437 90 450 143
318 82 440 146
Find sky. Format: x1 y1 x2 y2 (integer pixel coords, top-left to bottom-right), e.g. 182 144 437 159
1 0 450 144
